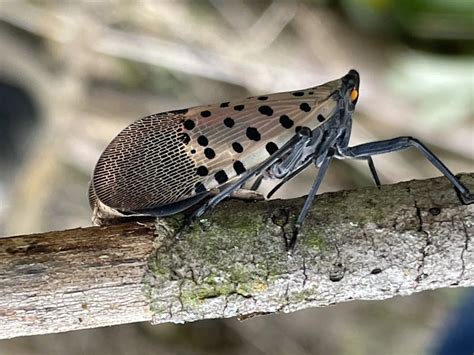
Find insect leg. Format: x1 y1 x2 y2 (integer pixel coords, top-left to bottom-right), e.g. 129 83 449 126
339 136 473 204
365 156 381 188
250 175 264 191
266 158 313 199
190 132 313 222
336 149 381 188
290 151 334 250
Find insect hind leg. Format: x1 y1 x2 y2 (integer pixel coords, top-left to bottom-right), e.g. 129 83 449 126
338 136 473 204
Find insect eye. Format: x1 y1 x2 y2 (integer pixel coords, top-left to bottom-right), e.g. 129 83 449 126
350 88 358 102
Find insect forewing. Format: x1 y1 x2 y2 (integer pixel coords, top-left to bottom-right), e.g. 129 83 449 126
90 78 342 214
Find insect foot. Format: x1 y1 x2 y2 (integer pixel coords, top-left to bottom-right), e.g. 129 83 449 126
456 189 474 205
289 225 301 252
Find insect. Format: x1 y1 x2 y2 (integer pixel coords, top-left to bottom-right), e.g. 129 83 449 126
89 70 473 246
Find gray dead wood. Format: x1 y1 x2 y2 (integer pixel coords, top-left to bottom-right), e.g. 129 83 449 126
0 174 472 339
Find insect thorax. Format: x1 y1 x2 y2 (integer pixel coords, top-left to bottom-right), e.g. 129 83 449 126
266 105 352 180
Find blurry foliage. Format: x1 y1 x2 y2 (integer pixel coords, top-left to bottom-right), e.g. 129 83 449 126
387 53 474 128
116 59 185 95
342 0 474 52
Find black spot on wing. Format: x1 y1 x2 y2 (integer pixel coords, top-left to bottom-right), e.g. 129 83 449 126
197 135 208 146
258 96 268 101
195 182 207 194
215 170 229 184
233 161 246 175
232 142 243 153
183 119 195 130
201 110 211 117
204 147 216 159
265 142 279 155
220 102 229 108
196 166 208 176
258 105 273 116
234 105 245 111
300 103 311 112
246 127 261 141
224 117 235 128
317 114 326 122
292 91 304 97
279 115 294 129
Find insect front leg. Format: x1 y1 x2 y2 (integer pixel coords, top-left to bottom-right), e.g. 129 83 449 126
338 136 473 204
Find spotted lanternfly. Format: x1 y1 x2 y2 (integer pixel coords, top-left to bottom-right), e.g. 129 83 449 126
89 70 473 245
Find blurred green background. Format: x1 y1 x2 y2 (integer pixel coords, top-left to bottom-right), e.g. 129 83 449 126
0 0 472 354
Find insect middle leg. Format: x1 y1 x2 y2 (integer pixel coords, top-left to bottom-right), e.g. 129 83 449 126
336 149 381 188
337 136 473 204
290 150 334 250
188 130 314 223
364 157 381 187
359 156 381 188
249 175 264 191
266 158 313 199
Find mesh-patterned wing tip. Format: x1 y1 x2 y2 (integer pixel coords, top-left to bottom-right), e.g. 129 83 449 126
88 181 128 226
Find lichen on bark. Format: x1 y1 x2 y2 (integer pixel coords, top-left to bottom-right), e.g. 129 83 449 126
144 174 474 324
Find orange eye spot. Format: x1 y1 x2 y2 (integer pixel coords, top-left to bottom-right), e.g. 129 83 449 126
350 88 358 102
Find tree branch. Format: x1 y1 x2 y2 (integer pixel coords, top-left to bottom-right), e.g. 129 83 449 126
1 174 472 339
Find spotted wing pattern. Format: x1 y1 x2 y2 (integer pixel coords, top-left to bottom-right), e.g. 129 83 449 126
91 77 342 212
91 113 201 210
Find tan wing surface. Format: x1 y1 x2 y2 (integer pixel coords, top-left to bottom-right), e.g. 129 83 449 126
91 78 341 211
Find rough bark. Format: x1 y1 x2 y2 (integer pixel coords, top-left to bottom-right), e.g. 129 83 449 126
0 174 472 339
